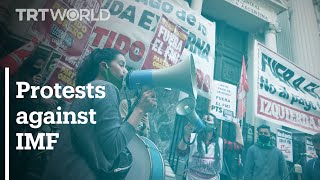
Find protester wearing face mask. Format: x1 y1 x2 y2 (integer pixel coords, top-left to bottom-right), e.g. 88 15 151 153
303 133 320 180
177 113 243 180
244 124 289 180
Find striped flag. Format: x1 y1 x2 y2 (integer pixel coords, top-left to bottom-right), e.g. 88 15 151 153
0 37 39 74
237 56 249 120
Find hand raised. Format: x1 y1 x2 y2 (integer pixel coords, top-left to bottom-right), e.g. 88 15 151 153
136 90 157 113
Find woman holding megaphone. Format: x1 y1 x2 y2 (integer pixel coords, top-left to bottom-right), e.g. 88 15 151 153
43 48 157 180
177 113 244 180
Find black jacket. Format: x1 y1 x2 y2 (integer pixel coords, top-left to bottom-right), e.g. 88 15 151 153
303 158 320 180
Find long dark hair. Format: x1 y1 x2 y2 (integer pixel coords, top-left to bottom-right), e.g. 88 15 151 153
76 48 122 86
196 114 220 160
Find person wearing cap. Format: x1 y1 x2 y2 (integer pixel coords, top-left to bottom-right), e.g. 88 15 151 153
303 133 320 180
177 113 244 180
244 124 289 180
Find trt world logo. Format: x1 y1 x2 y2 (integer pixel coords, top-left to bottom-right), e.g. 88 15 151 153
15 8 110 22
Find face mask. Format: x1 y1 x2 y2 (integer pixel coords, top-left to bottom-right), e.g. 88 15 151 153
104 69 123 89
259 135 270 144
205 124 215 131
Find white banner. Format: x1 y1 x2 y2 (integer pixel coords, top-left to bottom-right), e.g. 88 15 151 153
255 43 320 134
209 80 237 120
306 137 318 161
85 0 216 98
277 129 293 162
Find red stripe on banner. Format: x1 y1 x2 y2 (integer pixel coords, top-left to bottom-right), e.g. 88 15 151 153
257 95 320 133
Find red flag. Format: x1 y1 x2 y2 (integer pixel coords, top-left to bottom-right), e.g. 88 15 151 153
237 56 249 119
240 56 249 92
0 37 39 75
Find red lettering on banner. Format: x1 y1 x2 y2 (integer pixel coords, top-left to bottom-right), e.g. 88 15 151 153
129 41 145 62
195 68 210 92
196 68 203 89
258 95 320 133
92 27 110 46
92 27 146 62
105 31 117 48
114 34 131 54
203 74 210 92
114 34 130 55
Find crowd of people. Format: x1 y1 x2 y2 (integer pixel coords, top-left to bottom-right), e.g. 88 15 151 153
1 47 319 180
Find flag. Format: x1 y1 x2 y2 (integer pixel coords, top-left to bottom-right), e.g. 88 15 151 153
237 56 249 120
0 37 39 75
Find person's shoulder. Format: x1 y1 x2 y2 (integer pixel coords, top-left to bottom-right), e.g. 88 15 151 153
248 144 259 151
306 158 317 167
273 146 284 154
91 80 118 92
90 80 116 88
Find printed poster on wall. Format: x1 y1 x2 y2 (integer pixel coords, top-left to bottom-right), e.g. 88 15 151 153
255 42 320 134
142 14 188 69
86 0 216 98
209 80 237 120
31 0 102 57
43 54 76 104
306 137 318 161
277 129 293 162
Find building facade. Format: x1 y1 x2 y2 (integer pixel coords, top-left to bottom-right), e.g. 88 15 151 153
173 0 320 179
185 0 320 134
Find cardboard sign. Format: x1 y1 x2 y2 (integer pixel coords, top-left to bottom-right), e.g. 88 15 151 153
277 129 293 162
306 136 318 161
209 80 237 120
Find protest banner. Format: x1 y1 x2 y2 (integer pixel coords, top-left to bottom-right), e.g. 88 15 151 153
255 42 320 134
277 129 293 162
142 14 188 69
87 0 216 98
306 136 318 161
31 0 101 57
209 80 237 120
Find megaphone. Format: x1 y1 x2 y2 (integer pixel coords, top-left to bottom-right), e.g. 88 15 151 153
176 97 205 131
125 54 197 98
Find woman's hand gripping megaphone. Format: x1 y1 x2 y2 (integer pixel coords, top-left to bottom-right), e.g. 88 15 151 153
184 122 195 138
136 90 157 113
